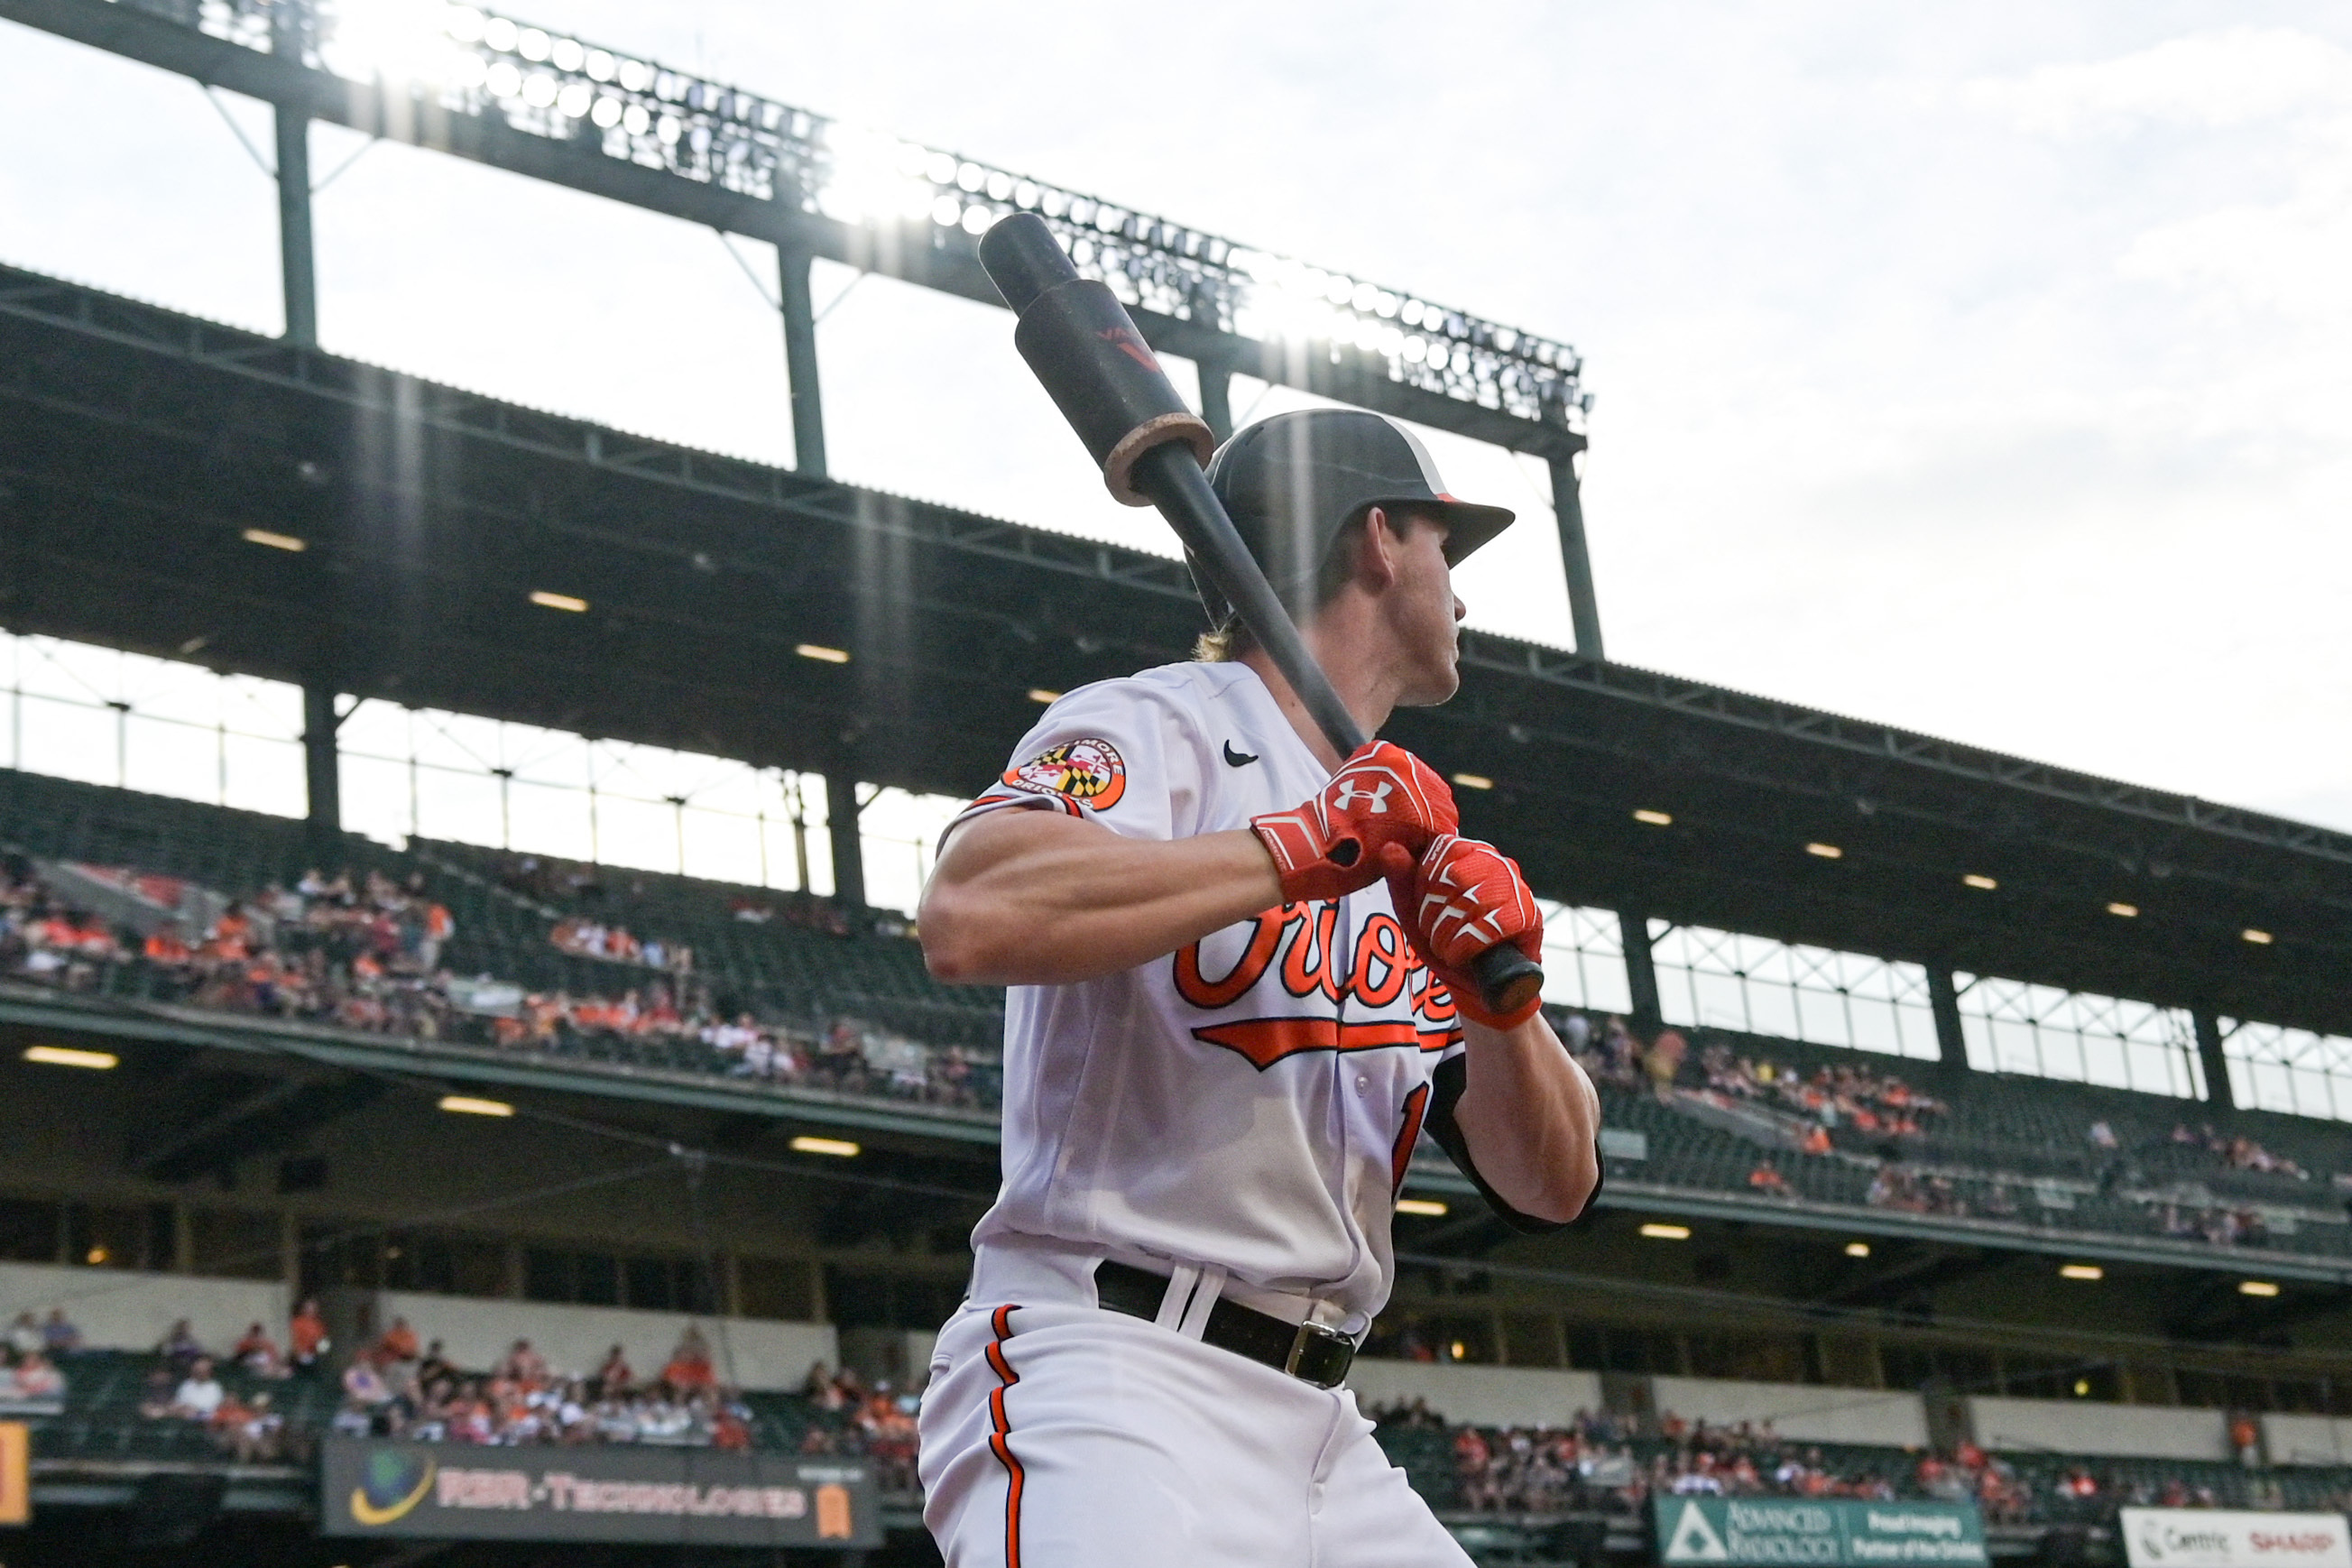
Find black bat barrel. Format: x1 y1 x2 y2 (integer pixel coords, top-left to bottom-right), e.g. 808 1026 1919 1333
979 213 1213 503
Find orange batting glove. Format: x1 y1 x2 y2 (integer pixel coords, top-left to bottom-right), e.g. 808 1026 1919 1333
1250 741 1458 903
1396 834 1545 1029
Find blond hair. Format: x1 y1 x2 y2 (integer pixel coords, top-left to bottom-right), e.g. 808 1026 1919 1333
1188 505 1430 665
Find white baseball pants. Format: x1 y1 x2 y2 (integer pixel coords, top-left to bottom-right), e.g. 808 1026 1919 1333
918 1295 1472 1568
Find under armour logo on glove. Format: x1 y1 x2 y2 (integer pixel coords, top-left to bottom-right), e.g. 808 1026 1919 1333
1250 741 1457 904
1395 834 1545 1029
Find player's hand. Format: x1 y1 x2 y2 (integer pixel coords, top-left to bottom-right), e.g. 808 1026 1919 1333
1395 834 1545 1029
1250 741 1458 903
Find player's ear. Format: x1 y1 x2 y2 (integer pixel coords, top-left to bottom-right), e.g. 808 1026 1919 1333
1355 506 1403 591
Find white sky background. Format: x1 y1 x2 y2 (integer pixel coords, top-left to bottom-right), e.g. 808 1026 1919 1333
2 2 2349 836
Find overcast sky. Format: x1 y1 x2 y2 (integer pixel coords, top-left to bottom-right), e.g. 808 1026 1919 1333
5 2 2347 835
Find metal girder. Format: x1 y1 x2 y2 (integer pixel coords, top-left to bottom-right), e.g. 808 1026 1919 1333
2 256 2340 875
0 0 1588 459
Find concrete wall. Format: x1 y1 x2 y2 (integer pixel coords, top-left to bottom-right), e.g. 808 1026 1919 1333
2264 1415 2352 1467
374 1290 835 1391
1969 1397 2229 1460
1348 1360 1605 1427
1652 1376 1930 1448
0 1260 287 1355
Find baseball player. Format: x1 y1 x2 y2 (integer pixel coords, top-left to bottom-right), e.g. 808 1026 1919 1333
916 409 1601 1567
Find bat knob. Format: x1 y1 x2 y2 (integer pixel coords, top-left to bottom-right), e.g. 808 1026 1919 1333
979 213 1079 315
1471 945 1545 1019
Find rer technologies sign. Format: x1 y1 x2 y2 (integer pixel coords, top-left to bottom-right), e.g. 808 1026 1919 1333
1656 1497 1988 1568
2122 1509 2352 1568
320 1438 880 1548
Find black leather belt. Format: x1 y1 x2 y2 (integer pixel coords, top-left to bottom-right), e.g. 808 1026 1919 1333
1093 1260 1356 1390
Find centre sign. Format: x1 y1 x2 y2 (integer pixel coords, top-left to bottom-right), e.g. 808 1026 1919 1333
1655 1497 1988 1568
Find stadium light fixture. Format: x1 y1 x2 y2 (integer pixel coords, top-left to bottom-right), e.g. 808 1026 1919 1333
529 590 589 613
790 1135 861 1158
2059 1263 2103 1281
1395 1198 1448 1217
1028 688 1062 704
1452 773 1494 791
1963 874 1998 890
275 5 1591 440
1844 1241 1870 1258
1805 843 1843 860
1639 1222 1692 1241
2106 902 2138 918
795 644 851 664
2243 928 2274 945
438 1094 514 1117
23 1044 117 1070
242 528 307 552
2239 1280 2280 1297
1633 809 1673 827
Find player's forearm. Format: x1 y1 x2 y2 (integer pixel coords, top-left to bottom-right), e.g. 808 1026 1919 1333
1450 1014 1600 1223
920 811 1284 985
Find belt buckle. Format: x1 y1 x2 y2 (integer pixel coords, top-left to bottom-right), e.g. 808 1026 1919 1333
1281 1319 1352 1389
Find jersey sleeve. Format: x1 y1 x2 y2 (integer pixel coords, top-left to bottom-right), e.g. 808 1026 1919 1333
944 677 1207 847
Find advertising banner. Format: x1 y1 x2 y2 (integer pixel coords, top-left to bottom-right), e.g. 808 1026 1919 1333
1656 1497 1988 1567
2122 1509 2352 1568
319 1438 880 1548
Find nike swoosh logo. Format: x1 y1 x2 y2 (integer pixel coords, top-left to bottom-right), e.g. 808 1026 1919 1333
1222 740 1259 768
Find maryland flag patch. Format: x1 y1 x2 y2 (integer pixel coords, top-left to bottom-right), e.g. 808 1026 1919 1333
1003 737 1127 811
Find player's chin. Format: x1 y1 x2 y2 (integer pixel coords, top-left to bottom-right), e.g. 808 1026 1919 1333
1400 657 1462 709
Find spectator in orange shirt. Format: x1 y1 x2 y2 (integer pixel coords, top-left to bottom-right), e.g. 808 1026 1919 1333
144 927 193 965
290 1297 329 1373
662 1325 715 1390
374 1315 420 1365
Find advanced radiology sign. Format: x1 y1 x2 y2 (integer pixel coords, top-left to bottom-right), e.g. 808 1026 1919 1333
2122 1509 2352 1568
1656 1498 1988 1567
320 1438 880 1548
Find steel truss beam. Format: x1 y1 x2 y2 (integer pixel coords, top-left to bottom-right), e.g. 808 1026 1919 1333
3 260 2337 878
0 0 1588 459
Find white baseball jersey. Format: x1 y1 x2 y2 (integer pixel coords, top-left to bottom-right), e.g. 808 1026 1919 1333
945 659 1462 1324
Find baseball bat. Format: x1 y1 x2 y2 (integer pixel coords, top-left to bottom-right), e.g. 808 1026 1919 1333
976 211 1543 1019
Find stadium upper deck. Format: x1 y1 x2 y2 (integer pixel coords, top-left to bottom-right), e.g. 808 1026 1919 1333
3 261 2347 1053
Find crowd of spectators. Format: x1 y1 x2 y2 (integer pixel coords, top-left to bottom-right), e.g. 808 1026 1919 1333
549 915 694 974
1372 1399 2352 1526
1867 1164 1984 1218
1 855 459 1036
2168 1123 2310 1181
2158 1204 2276 1249
114 1300 927 1484
1693 1042 1945 1139
1558 1011 1944 1139
0 852 997 1110
327 1323 760 1453
798 1362 921 1492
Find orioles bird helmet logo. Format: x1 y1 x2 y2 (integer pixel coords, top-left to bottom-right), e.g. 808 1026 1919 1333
1005 736 1128 811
